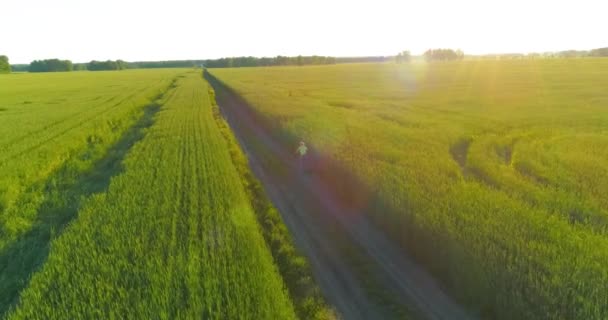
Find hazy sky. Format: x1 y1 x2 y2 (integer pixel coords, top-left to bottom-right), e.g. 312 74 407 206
2 0 606 64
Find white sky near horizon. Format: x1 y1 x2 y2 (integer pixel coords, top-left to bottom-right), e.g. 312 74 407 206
1 0 606 64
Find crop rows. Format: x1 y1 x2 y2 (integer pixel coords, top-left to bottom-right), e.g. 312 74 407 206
6 72 297 319
0 69 182 242
0 69 183 314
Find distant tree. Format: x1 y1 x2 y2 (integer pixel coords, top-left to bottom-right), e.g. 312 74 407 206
116 60 129 69
557 50 580 58
0 55 10 73
589 47 608 57
423 49 432 61
29 59 73 72
73 63 88 71
497 53 525 60
10 64 28 72
87 60 128 71
395 51 411 63
455 49 464 60
130 60 205 69
334 56 389 63
423 49 464 61
202 55 338 68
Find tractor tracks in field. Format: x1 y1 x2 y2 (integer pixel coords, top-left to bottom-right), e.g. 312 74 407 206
0 84 176 318
206 73 476 320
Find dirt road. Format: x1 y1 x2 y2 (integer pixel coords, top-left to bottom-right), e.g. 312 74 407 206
207 74 476 320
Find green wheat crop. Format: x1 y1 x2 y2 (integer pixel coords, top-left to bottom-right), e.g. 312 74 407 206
209 59 608 319
6 72 297 319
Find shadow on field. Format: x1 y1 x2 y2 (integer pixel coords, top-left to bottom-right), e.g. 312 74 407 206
205 71 474 320
205 72 411 319
0 100 164 317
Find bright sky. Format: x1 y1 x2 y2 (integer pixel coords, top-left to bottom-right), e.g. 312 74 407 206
2 0 606 64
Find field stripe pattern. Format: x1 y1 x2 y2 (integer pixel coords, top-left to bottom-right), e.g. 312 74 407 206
6 72 296 319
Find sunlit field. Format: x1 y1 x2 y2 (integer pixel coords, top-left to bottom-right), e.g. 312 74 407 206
0 69 180 314
209 59 608 319
0 70 331 319
0 69 179 229
5 72 298 319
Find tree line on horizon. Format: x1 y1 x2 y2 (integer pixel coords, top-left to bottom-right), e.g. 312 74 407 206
204 55 337 68
423 49 465 61
28 59 74 72
204 55 401 67
87 60 129 71
485 47 608 59
395 51 412 63
3 47 608 73
10 56 385 72
8 59 131 72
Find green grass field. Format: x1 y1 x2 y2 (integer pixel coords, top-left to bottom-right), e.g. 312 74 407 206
0 70 331 319
0 69 181 313
209 59 608 319
6 72 297 319
0 69 180 238
2 60 606 319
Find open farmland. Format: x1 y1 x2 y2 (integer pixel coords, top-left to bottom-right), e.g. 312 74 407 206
209 59 608 319
5 72 299 319
0 69 181 230
0 69 182 312
0 70 332 319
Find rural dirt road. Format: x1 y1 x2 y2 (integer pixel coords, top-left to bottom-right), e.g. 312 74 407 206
208 75 476 320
